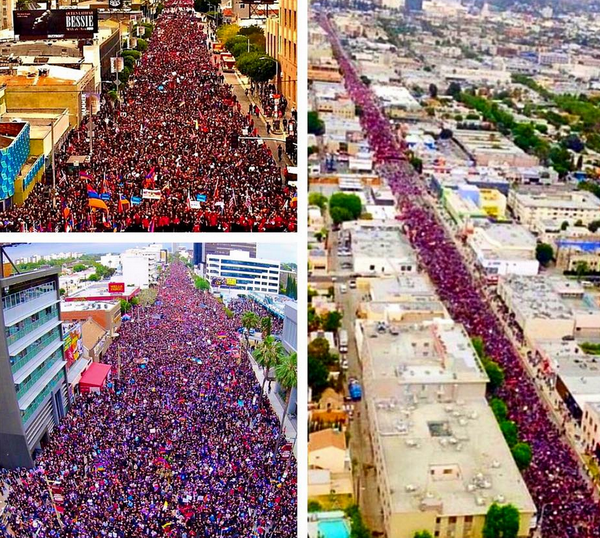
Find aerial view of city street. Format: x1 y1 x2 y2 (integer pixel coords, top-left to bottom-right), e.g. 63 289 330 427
0 242 297 536
0 0 297 232
308 1 600 538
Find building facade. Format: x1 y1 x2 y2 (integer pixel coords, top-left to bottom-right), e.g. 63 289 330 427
0 268 68 469
205 250 280 295
193 242 257 266
1 0 13 31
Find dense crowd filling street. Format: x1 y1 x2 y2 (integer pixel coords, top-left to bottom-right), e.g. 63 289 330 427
0 0 296 233
321 11 600 538
0 262 297 537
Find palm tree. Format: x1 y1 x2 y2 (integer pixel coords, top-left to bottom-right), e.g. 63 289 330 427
260 315 272 338
253 335 284 405
241 311 259 349
275 351 297 451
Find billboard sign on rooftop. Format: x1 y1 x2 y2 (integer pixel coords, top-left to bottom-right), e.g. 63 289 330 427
13 9 98 41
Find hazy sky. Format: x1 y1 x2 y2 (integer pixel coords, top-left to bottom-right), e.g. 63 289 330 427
5 242 297 264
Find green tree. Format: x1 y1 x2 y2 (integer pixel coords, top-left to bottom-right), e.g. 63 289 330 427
308 337 332 364
261 315 272 337
59 288 66 296
511 442 533 470
135 39 148 53
483 359 505 393
483 503 520 538
308 500 322 512
330 193 362 220
414 532 434 538
576 261 590 280
536 243 554 266
330 206 354 224
500 420 519 448
322 311 343 332
446 81 462 97
308 111 325 136
308 355 330 399
216 24 240 44
119 299 132 314
275 352 297 435
253 336 285 406
194 276 210 290
490 398 508 422
73 263 87 272
88 274 100 282
589 220 600 233
241 311 260 343
561 220 569 231
309 191 328 209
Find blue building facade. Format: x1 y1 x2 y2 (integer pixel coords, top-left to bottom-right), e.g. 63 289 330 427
0 123 30 203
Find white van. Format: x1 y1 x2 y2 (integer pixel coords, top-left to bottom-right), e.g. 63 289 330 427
340 284 347 294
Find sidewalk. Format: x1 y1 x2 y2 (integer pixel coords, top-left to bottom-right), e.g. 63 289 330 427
247 350 298 457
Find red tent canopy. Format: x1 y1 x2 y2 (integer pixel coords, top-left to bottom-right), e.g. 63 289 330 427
79 363 112 394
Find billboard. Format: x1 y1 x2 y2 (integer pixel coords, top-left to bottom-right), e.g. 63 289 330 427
109 282 125 293
13 9 98 41
211 277 237 288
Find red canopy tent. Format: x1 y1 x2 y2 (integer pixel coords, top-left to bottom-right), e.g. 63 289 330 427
79 363 112 394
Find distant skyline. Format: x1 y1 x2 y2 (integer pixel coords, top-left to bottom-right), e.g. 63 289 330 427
5 242 297 264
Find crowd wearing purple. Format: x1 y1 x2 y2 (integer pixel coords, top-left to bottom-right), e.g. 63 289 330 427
321 11 600 537
0 262 296 537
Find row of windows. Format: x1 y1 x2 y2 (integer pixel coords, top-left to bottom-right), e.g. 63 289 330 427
15 347 63 401
2 282 56 311
11 327 62 376
218 259 279 269
20 370 63 424
5 305 58 347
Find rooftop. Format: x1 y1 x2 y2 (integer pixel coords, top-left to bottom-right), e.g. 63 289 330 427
369 275 438 302
351 224 417 264
371 398 536 516
358 320 488 392
512 189 600 211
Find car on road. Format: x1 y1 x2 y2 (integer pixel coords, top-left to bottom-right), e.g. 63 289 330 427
341 262 352 269
349 280 356 289
348 378 362 401
340 284 347 294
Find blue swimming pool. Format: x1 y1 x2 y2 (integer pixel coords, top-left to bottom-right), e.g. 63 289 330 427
318 519 350 538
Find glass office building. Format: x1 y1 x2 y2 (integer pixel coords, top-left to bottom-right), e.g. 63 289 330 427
0 267 67 469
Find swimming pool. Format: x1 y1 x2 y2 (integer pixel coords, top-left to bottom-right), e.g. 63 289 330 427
317 519 350 538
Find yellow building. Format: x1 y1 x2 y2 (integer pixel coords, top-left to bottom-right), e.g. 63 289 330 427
266 0 296 108
308 429 353 498
479 188 507 219
0 66 96 128
1 0 13 31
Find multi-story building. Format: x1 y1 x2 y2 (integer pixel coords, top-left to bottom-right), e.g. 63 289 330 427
193 243 257 266
60 301 122 337
355 318 536 538
266 0 296 107
1 0 13 31
508 188 600 230
205 250 280 295
0 267 68 469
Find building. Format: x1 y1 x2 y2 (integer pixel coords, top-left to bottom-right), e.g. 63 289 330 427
468 224 539 279
100 253 121 270
497 275 600 342
60 301 121 337
308 429 353 498
267 0 296 108
63 321 90 401
64 281 140 302
120 245 162 289
0 267 68 469
355 318 536 538
453 130 539 168
1 0 14 31
405 0 423 11
508 188 600 230
344 221 418 275
0 65 96 128
81 318 111 363
582 402 600 459
193 242 257 266
205 250 280 295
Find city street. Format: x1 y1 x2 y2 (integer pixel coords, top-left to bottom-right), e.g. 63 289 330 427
0 262 296 538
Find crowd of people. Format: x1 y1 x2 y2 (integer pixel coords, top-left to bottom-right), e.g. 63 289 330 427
0 0 296 233
322 11 600 538
229 297 284 335
0 262 296 537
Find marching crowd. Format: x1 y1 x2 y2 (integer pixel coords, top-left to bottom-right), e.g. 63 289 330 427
0 262 296 537
0 0 296 233
229 298 284 336
322 11 600 538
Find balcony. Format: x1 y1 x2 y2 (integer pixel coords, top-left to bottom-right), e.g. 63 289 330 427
18 359 66 412
7 314 61 355
11 334 63 384
3 290 59 327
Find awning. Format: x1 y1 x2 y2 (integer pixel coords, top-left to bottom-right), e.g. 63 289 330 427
79 362 112 393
